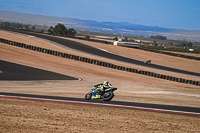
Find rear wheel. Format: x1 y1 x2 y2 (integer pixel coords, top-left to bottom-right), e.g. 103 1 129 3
102 91 114 101
85 92 92 100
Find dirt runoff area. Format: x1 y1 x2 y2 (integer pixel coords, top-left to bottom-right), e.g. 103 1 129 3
0 30 200 132
1 98 200 133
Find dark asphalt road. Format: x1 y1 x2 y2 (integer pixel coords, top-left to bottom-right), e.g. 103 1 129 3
9 30 200 77
1 30 199 116
0 92 200 115
0 59 78 80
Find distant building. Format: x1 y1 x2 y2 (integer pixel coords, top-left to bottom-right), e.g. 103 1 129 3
113 41 140 48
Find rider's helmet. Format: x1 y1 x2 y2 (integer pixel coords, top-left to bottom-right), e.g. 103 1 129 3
103 81 109 86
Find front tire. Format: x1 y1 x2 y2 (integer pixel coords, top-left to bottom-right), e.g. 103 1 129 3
102 91 114 101
85 92 92 100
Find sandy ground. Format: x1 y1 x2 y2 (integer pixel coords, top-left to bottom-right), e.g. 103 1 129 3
1 98 200 133
160 50 200 58
64 36 200 74
0 30 200 132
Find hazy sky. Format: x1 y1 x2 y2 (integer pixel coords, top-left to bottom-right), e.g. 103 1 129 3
0 0 200 30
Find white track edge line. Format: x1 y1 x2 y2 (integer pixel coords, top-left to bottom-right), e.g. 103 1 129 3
0 95 200 115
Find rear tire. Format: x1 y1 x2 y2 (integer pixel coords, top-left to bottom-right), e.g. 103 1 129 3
102 91 114 101
85 92 92 100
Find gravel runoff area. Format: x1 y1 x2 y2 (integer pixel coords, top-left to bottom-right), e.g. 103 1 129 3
1 98 200 133
0 30 200 132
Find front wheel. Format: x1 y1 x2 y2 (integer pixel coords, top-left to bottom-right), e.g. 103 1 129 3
102 91 114 101
85 92 92 100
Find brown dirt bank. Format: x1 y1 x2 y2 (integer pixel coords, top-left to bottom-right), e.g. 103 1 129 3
0 98 200 133
1 30 200 76
1 29 200 132
0 30 199 107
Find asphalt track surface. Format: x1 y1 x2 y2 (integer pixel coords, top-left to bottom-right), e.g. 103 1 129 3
1 30 200 116
0 92 200 116
6 30 200 77
0 59 78 80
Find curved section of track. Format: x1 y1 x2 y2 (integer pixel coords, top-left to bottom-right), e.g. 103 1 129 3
0 59 79 80
9 30 200 77
0 92 200 116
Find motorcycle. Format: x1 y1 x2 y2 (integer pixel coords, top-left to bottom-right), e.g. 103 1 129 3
85 87 117 101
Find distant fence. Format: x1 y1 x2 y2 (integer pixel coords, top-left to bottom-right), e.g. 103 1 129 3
0 27 111 44
1 27 199 61
0 37 199 86
139 48 200 61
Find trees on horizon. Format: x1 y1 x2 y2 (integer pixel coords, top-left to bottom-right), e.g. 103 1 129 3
150 35 167 40
48 23 76 37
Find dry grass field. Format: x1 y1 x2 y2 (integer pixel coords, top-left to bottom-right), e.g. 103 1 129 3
0 30 200 132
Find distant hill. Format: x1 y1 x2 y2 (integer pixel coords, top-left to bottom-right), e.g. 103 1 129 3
1 10 200 42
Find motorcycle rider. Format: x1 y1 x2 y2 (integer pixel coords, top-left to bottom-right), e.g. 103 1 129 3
91 81 112 99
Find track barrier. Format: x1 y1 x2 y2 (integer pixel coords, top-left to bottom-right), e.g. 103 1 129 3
1 27 199 61
0 37 200 86
140 48 200 61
